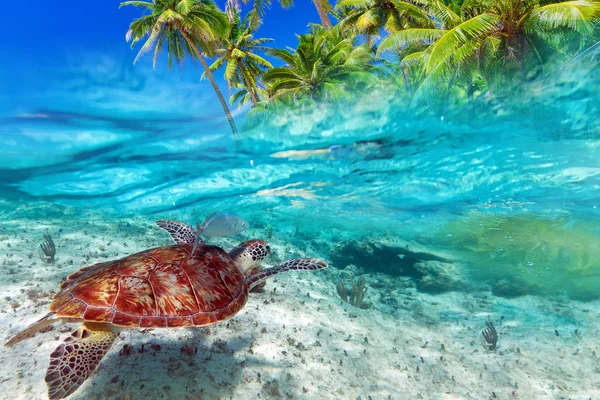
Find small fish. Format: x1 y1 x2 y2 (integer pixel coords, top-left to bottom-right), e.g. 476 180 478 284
199 212 248 238
191 222 202 255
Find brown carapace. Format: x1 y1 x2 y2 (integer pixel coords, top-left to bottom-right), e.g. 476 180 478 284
51 244 248 329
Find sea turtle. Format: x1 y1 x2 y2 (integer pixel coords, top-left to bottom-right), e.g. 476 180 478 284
5 220 327 400
156 219 268 290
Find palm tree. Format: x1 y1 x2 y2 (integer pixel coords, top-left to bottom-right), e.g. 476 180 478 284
261 27 377 101
228 82 271 107
120 0 239 136
335 0 435 43
204 11 273 106
378 0 600 102
248 0 333 29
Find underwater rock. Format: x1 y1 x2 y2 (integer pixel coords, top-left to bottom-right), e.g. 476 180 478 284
328 239 464 292
490 278 544 298
413 261 466 293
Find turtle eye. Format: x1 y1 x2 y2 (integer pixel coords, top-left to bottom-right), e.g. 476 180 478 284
265 245 271 254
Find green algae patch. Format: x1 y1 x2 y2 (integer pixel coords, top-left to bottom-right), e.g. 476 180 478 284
328 237 468 293
440 214 600 301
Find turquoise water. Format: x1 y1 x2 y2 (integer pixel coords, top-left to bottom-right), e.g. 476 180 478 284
3 44 599 270
1 36 600 400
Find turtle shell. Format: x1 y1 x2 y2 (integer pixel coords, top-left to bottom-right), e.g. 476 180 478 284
49 244 248 328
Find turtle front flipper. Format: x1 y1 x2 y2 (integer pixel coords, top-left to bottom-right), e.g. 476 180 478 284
5 312 57 347
156 220 200 244
246 258 328 290
46 322 119 400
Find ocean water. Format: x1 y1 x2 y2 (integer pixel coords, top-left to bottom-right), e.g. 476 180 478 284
1 36 600 400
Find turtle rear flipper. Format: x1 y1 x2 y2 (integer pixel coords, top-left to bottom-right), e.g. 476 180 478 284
246 258 328 290
156 220 200 244
5 312 56 347
46 322 119 400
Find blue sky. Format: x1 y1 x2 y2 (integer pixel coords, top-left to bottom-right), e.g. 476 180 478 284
0 0 328 122
0 0 323 52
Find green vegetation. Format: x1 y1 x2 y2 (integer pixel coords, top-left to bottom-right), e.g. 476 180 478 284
262 27 376 102
337 0 434 42
245 0 333 29
378 0 600 104
440 214 600 300
120 0 236 135
204 11 273 107
121 0 600 128
336 277 369 308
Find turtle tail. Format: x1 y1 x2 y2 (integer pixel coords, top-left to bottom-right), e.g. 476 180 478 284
5 312 56 347
246 258 328 290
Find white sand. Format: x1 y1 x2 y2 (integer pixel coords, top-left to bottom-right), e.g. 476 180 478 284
1 210 599 400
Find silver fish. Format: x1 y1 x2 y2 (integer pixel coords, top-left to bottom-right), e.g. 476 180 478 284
200 212 248 238
191 222 202 255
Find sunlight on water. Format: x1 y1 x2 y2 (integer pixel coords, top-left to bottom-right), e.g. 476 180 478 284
3 53 599 297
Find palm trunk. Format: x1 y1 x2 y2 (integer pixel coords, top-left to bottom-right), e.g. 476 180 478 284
466 77 474 120
312 0 332 29
176 24 238 137
441 72 456 116
466 79 473 102
402 66 410 93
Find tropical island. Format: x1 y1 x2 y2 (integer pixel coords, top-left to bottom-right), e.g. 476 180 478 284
121 0 600 136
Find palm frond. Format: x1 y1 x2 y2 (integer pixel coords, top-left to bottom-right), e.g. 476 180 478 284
400 50 427 68
225 58 239 83
356 9 381 31
206 55 227 73
153 32 165 69
127 15 156 45
249 37 274 46
377 28 447 55
424 12 499 74
262 67 305 82
167 30 186 69
247 53 273 68
413 0 462 28
266 48 297 65
413 38 480 105
392 0 435 29
335 0 373 9
230 88 251 106
176 0 190 14
526 1 600 35
133 20 164 65
119 1 155 10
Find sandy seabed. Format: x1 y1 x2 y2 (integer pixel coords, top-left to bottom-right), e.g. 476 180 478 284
0 210 599 400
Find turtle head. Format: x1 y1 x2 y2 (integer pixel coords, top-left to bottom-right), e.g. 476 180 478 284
228 239 271 274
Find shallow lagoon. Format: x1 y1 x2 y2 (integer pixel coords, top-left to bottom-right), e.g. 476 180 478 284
1 17 600 400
